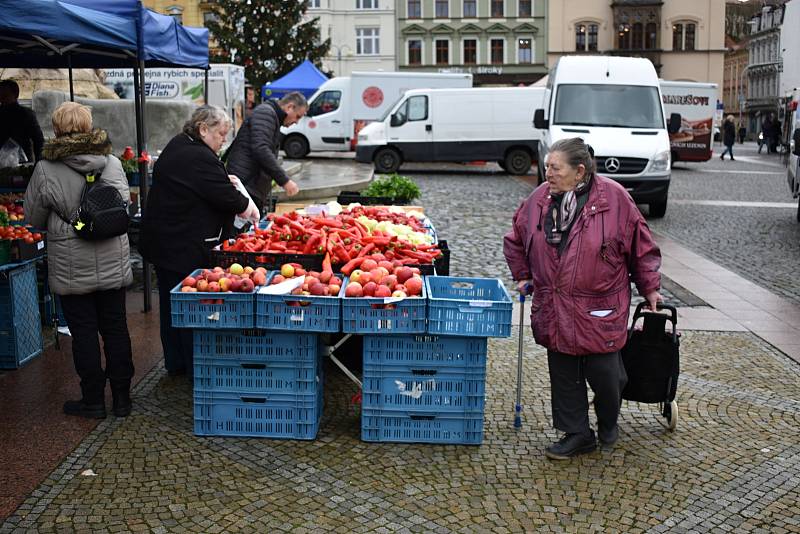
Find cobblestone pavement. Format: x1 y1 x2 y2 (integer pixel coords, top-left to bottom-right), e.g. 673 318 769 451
3 329 800 532
645 143 800 305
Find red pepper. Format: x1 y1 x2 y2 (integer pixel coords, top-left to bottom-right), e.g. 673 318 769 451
356 243 375 258
339 256 365 276
322 252 332 272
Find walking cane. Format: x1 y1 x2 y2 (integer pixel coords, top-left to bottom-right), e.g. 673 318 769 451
514 291 526 429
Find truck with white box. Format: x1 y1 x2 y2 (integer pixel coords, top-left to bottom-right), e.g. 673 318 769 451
355 86 544 174
660 80 718 163
786 89 800 220
533 55 681 218
280 71 473 158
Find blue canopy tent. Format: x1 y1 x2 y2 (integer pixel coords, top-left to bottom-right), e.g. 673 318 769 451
0 0 210 311
262 59 327 100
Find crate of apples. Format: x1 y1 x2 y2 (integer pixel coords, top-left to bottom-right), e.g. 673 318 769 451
344 261 424 299
255 263 344 332
179 264 267 294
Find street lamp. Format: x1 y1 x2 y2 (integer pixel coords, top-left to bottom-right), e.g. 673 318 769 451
329 44 352 76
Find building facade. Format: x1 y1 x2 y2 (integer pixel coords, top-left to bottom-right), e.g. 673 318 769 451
396 0 548 86
722 35 748 122
745 3 784 137
306 0 397 76
547 0 725 89
143 0 213 28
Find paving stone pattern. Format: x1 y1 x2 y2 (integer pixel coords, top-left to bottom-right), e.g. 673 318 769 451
3 330 800 532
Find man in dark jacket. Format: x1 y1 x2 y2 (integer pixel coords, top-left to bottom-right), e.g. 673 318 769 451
0 79 44 163
226 91 307 212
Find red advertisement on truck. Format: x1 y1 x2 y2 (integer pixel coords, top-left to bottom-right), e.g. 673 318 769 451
660 81 718 163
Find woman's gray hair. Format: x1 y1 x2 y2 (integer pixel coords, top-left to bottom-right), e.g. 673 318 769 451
549 137 596 181
183 105 231 137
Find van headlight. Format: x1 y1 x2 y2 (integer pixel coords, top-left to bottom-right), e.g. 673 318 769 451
651 150 670 172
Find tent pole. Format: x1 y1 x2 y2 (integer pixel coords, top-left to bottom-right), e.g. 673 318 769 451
132 60 152 312
67 55 74 101
138 60 152 312
204 68 209 104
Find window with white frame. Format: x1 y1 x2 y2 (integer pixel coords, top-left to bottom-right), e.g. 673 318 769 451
490 0 503 18
356 0 378 9
435 39 449 65
490 38 504 64
408 39 422 65
463 39 477 64
463 0 476 17
435 0 448 18
356 28 380 55
407 0 421 18
575 22 598 51
672 21 696 51
518 38 532 64
309 0 321 7
518 0 531 17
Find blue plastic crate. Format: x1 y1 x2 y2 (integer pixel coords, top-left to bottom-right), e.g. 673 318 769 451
255 271 341 332
425 276 512 338
193 329 318 364
170 270 255 329
194 381 324 440
341 276 427 334
194 350 322 396
361 409 483 445
0 262 43 369
363 334 488 369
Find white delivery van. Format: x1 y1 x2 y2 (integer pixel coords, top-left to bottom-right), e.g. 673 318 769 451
660 80 718 163
533 56 681 218
786 89 800 220
355 87 544 174
104 64 246 138
280 71 472 158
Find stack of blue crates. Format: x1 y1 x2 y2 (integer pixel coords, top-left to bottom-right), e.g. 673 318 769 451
171 274 340 440
0 261 44 369
360 276 512 445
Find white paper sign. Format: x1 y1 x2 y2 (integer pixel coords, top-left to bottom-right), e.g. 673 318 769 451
258 276 305 295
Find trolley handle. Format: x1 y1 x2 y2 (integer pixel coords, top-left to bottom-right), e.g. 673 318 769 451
631 301 678 339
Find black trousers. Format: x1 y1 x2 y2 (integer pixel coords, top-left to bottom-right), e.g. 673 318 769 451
60 288 134 404
547 350 627 435
155 266 193 375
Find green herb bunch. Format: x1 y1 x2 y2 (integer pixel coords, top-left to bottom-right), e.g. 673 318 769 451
362 174 421 202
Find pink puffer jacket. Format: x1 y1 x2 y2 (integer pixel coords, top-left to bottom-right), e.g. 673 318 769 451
503 175 661 356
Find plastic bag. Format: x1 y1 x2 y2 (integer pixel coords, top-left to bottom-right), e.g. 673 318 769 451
0 139 28 169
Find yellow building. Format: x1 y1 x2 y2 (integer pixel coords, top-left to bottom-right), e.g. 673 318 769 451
547 0 726 89
142 0 215 29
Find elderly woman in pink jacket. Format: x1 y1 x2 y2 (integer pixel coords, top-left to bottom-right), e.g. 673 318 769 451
504 137 662 460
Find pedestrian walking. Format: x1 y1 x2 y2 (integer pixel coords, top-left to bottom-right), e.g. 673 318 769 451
758 115 772 154
720 115 736 160
738 125 746 144
770 119 782 154
0 79 44 163
225 91 307 214
138 106 257 378
24 102 134 419
503 137 662 460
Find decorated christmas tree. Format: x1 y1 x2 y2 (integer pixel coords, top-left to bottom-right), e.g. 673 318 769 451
207 0 330 87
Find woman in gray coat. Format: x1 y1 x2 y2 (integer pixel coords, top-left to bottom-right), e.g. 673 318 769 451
25 102 134 420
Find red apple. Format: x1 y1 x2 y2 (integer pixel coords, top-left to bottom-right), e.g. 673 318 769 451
328 283 341 296
405 277 423 296
309 282 326 296
378 260 394 271
350 269 363 284
319 271 333 283
381 275 398 290
396 266 414 284
392 289 407 298
345 282 363 297
271 274 285 284
240 278 255 292
182 276 197 288
196 279 209 292
207 282 220 293
358 271 373 285
374 285 392 298
362 281 377 297
361 258 378 272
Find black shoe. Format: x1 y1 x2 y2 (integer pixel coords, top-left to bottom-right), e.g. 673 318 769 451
598 425 619 448
63 400 107 419
167 368 187 377
545 431 597 460
730 157 735 161
111 389 132 417
720 154 724 160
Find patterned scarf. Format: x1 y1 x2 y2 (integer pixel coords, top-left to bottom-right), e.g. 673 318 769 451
545 176 592 248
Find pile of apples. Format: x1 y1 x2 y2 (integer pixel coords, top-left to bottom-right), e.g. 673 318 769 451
345 260 424 298
0 194 24 222
270 263 344 297
179 264 266 293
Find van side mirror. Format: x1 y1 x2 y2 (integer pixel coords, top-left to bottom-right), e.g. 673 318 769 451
667 113 682 134
390 114 403 127
533 109 548 129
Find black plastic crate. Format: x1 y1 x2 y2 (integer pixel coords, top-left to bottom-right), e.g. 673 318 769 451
336 191 409 206
209 248 324 271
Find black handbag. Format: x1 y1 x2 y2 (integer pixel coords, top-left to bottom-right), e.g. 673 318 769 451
60 168 130 241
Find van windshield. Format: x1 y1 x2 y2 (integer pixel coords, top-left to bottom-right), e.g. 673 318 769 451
553 84 664 129
379 95 405 122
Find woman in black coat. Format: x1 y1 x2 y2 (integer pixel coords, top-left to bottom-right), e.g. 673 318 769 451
138 106 258 377
720 115 736 161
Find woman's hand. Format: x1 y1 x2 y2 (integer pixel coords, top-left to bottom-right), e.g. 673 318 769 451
645 290 662 312
283 180 299 196
517 279 533 295
228 174 241 186
239 199 260 225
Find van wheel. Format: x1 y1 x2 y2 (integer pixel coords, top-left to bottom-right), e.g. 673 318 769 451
649 198 668 218
504 149 532 175
283 135 309 159
374 148 402 174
